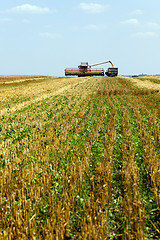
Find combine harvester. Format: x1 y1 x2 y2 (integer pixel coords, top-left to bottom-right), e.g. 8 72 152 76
65 61 118 77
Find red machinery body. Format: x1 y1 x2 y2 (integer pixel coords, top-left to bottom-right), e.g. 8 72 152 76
65 68 104 77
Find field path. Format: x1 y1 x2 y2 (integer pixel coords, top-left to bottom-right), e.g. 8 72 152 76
120 77 160 91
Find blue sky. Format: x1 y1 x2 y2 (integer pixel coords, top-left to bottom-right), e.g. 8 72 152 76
0 0 160 76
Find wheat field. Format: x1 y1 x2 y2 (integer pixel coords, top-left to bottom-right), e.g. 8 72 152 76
0 76 159 239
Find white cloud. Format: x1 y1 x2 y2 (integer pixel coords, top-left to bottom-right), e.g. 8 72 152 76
84 24 107 31
121 18 160 32
22 19 31 24
121 18 139 25
79 3 109 14
134 32 158 38
86 24 105 31
6 4 52 14
40 32 62 39
0 18 12 23
69 26 79 31
131 9 143 15
84 24 99 30
147 22 160 30
121 18 159 38
69 24 107 31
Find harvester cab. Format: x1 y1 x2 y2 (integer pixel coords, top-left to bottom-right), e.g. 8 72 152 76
78 62 89 70
65 60 118 77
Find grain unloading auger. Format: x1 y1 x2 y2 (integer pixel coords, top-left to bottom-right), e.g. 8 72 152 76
65 60 118 77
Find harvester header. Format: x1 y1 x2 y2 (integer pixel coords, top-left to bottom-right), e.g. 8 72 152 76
65 60 118 77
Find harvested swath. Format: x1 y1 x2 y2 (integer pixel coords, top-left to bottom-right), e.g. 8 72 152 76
121 76 160 92
132 89 159 95
97 89 159 96
0 75 47 81
97 89 130 96
121 108 145 239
